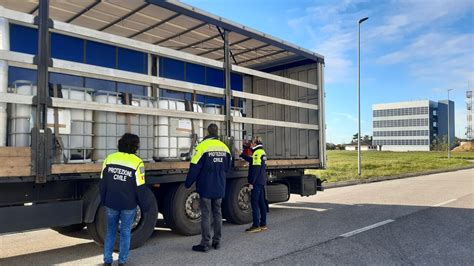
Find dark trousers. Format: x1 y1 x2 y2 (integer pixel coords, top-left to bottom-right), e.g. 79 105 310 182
251 184 267 227
200 197 222 246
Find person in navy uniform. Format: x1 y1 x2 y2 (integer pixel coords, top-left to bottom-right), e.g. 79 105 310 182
185 123 232 252
99 133 150 265
239 136 268 233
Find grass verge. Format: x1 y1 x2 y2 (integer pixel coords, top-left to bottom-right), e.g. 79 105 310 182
306 151 474 183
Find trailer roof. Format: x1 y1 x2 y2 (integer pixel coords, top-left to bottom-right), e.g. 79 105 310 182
1 0 324 68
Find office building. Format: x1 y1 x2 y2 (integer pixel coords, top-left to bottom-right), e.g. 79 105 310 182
372 100 454 151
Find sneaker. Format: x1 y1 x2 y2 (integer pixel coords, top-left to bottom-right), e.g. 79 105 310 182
192 244 210 252
245 226 262 233
212 242 220 250
259 225 268 231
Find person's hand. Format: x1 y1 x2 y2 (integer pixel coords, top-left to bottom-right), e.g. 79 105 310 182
235 149 241 158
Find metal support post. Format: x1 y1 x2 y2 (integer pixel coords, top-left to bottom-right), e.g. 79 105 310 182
357 17 368 176
224 30 232 139
447 89 452 159
32 0 52 183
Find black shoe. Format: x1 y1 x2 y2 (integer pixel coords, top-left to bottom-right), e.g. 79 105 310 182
118 263 127 266
212 242 220 250
103 263 112 266
192 244 210 252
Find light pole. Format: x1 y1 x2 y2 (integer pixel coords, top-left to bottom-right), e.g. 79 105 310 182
447 89 452 159
358 17 368 176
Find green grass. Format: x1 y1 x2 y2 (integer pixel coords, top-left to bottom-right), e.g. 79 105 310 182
306 151 474 183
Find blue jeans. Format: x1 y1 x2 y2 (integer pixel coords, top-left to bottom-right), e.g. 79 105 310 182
251 184 267 227
103 207 136 264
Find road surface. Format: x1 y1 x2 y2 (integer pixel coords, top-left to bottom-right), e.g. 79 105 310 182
1 169 473 265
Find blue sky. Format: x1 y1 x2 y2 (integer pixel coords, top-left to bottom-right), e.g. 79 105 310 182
183 0 474 144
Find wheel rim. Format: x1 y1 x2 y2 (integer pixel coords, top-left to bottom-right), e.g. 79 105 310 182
184 192 201 220
238 185 251 211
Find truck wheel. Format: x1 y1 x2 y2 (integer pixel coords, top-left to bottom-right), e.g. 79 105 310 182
266 183 290 203
162 183 201 236
223 178 252 224
86 186 158 250
51 223 86 235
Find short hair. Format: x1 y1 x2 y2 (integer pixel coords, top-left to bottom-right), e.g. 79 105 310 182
118 133 140 154
253 136 263 145
207 123 219 137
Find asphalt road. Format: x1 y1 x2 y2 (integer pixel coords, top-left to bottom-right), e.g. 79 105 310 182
1 169 473 265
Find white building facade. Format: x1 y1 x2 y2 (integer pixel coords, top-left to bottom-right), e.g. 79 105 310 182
372 100 454 151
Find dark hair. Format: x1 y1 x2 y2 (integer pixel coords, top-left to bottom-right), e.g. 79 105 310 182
118 133 140 154
207 123 219 137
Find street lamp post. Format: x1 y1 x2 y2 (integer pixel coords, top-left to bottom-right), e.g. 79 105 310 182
447 89 453 159
358 17 368 176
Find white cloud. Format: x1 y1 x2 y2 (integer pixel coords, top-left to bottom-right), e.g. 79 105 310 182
287 0 473 85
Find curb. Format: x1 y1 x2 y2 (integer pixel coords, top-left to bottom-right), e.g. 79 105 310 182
323 165 474 189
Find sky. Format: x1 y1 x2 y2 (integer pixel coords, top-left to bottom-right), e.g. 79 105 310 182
183 0 474 144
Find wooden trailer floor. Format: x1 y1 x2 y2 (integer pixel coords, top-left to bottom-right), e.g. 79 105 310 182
0 147 319 177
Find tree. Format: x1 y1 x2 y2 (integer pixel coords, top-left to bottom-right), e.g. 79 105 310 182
336 144 346 150
326 143 336 150
352 133 372 145
431 136 448 151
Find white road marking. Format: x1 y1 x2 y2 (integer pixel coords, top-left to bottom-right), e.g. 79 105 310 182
433 198 457 207
271 205 327 212
339 219 395 238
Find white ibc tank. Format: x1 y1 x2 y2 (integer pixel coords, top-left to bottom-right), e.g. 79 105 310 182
203 104 243 149
93 92 154 161
8 81 93 162
155 99 203 160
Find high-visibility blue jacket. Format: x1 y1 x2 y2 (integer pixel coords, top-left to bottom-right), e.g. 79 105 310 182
185 135 232 199
240 145 267 185
99 152 150 211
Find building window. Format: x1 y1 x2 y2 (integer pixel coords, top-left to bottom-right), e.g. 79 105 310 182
8 67 37 87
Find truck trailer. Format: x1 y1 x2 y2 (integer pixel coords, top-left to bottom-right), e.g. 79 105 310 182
0 0 326 249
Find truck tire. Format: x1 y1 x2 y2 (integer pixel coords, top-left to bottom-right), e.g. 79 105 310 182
51 223 85 235
223 178 252 224
266 183 290 204
162 183 201 236
86 186 158 250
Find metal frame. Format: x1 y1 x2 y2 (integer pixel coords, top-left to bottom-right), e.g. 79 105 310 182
0 3 325 171
31 0 51 183
65 0 101 24
0 7 318 90
197 36 251 56
128 13 181 39
154 22 207 45
148 0 324 63
98 2 150 32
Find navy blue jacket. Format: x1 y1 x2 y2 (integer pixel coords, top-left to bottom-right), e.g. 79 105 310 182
99 152 150 211
240 145 267 185
185 136 232 199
